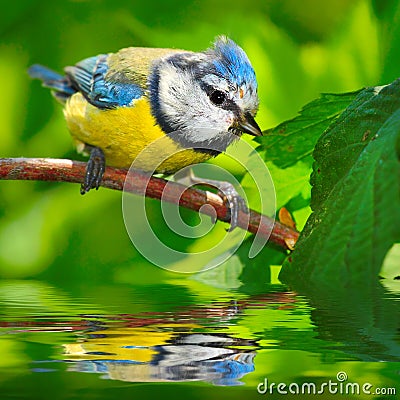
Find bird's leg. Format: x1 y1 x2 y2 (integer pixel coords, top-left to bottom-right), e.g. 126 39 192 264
80 145 106 195
175 169 248 231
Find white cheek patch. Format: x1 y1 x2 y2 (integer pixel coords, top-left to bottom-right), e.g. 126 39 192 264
157 63 233 143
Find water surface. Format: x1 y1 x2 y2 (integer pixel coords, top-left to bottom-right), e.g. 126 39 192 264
0 278 399 399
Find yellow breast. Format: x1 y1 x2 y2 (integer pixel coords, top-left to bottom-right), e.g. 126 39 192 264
63 93 212 173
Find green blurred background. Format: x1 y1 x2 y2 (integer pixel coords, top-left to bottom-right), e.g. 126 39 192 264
1 0 399 285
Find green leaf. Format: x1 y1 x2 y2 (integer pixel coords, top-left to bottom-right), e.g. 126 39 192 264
266 161 312 209
257 91 359 168
280 79 400 287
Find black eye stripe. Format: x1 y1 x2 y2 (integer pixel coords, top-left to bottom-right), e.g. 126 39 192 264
199 82 241 114
223 99 239 112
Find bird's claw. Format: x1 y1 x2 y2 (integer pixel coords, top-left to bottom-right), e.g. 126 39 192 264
217 182 249 231
80 146 106 195
174 169 248 230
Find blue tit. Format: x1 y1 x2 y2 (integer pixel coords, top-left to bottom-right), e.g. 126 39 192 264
28 36 261 223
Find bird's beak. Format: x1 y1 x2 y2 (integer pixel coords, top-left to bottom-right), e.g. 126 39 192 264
238 113 263 136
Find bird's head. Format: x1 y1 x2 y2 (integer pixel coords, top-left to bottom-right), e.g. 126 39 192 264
149 36 261 154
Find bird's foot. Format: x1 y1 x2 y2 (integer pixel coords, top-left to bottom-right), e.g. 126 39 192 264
80 146 106 195
216 181 248 231
175 169 248 231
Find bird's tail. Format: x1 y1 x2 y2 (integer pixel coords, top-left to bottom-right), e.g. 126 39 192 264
28 64 76 103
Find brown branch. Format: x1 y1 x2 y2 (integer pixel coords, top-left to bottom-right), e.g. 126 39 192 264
0 158 299 250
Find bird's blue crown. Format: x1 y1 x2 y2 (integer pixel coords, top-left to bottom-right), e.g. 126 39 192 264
208 36 257 89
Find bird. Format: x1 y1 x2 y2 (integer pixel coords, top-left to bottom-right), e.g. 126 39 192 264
28 36 262 229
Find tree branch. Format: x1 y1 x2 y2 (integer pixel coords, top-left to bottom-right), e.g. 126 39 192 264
0 158 299 250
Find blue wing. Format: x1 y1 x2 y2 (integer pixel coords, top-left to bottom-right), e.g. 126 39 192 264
65 55 144 109
28 64 76 103
29 55 144 108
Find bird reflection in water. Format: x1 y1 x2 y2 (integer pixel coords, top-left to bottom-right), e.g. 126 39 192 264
64 330 255 386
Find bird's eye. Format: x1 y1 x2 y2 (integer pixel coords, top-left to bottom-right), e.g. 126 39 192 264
209 90 226 106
